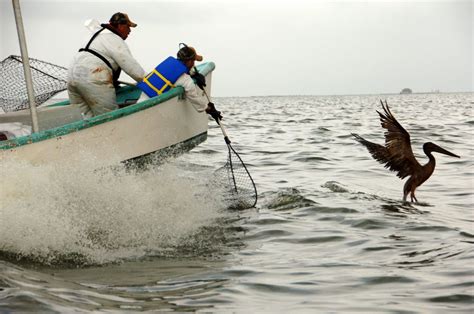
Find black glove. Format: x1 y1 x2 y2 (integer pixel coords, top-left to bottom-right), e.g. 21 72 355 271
191 72 206 90
206 102 223 122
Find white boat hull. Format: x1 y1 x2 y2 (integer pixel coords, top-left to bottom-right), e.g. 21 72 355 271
0 63 215 166
1 97 208 165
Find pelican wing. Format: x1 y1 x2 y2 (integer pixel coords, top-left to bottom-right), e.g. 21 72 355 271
376 100 421 178
352 133 393 164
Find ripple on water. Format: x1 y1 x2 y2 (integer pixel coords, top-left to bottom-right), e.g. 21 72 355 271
321 181 349 193
459 231 474 238
402 225 455 232
292 156 330 163
380 204 427 215
361 275 417 285
272 236 346 244
427 294 474 304
222 269 262 277
240 282 311 295
390 244 469 269
301 205 359 214
363 246 396 252
244 229 293 241
265 188 317 211
343 218 391 230
250 218 291 225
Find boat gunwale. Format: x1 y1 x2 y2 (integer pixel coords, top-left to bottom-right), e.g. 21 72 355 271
0 62 215 150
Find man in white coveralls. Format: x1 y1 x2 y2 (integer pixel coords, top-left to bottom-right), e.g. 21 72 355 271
67 12 145 118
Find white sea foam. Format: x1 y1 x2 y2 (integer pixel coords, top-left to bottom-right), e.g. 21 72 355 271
0 155 225 265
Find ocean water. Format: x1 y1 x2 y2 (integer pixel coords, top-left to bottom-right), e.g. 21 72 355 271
0 93 473 313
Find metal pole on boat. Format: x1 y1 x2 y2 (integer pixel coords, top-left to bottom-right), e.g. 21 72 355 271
12 0 39 133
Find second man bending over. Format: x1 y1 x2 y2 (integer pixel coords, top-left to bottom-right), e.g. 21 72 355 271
138 43 222 122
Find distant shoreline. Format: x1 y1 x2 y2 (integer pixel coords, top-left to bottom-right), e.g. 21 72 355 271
211 91 474 98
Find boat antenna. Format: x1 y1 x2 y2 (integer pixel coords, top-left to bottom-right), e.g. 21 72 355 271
12 0 39 132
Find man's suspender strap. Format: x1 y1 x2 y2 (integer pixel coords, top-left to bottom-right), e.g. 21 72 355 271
78 27 121 87
79 28 112 69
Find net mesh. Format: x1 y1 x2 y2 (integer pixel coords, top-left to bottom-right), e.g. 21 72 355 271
0 55 68 113
215 144 257 209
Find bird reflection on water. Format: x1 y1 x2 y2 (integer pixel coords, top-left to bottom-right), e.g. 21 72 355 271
352 100 460 202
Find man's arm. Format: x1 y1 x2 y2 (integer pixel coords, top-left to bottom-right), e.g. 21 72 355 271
105 35 145 82
175 73 208 112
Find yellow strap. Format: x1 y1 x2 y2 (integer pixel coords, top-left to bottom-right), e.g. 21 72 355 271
143 69 176 95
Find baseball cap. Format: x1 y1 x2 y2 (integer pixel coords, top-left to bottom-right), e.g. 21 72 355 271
109 12 137 27
177 43 203 62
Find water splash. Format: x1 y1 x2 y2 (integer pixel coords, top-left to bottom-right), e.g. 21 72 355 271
0 156 226 266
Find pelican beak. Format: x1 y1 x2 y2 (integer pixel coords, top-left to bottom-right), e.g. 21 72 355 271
433 144 460 158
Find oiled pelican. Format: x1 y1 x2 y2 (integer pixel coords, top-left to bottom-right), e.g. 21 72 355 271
352 100 460 202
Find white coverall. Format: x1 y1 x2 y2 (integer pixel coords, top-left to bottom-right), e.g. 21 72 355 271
67 21 145 118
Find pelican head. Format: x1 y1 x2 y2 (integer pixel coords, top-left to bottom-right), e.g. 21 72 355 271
423 142 460 159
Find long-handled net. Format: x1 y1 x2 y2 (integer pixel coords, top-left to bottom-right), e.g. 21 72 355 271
199 84 257 209
0 55 68 113
214 129 258 209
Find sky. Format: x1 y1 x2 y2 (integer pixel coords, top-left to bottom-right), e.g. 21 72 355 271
1 0 472 97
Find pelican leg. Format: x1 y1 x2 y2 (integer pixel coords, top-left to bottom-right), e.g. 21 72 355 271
408 187 419 202
403 180 411 202
411 191 418 203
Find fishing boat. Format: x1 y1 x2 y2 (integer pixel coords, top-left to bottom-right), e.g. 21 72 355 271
0 62 214 166
0 1 214 166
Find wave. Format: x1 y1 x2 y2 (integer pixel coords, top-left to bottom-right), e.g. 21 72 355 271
0 157 227 266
